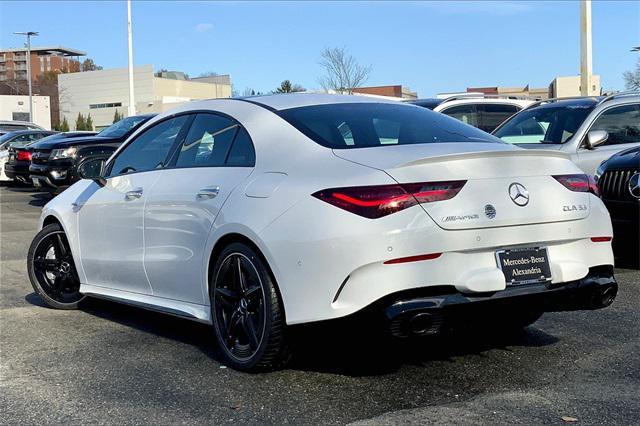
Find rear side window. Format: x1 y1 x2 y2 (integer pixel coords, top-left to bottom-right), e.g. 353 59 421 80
225 128 256 167
175 114 239 168
590 104 640 145
476 104 520 133
440 104 479 128
278 103 499 149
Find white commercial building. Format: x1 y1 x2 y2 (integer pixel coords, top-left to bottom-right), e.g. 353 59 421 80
0 95 52 129
58 65 232 130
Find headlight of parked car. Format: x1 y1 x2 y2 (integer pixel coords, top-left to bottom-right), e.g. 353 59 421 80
50 147 77 160
594 161 606 183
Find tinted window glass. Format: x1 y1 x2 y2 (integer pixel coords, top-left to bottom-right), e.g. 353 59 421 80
278 103 499 149
108 115 188 176
494 103 595 144
590 104 640 145
477 104 520 133
226 128 256 167
441 104 479 128
175 114 238 168
98 115 151 138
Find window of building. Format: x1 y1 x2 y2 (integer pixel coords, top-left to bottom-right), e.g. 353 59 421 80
89 102 123 109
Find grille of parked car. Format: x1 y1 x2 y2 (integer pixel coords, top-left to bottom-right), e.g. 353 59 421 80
31 149 53 164
598 169 638 201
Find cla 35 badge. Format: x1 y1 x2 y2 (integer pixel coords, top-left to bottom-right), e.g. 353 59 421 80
484 204 496 219
509 182 529 206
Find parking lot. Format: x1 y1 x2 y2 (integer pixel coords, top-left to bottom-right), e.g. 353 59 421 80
1 183 639 424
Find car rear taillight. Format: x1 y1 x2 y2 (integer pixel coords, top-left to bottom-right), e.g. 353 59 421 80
16 151 32 161
553 174 599 196
312 180 466 219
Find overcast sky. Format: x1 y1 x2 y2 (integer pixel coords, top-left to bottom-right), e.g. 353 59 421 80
1 1 638 96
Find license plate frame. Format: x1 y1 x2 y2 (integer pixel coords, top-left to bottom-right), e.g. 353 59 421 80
495 247 552 286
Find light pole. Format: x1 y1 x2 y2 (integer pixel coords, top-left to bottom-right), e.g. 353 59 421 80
580 0 593 96
127 0 136 116
13 31 39 123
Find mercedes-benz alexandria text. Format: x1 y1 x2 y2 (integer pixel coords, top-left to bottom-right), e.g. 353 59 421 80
28 94 617 371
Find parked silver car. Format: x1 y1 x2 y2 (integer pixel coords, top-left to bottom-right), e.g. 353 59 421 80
492 92 640 174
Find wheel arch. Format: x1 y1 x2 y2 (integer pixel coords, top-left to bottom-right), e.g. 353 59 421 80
42 215 62 228
206 232 287 322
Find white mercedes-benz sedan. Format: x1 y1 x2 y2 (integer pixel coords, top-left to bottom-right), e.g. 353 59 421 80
28 94 617 371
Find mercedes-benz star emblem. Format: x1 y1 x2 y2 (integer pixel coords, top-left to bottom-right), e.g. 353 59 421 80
484 204 496 219
509 182 530 206
629 173 640 199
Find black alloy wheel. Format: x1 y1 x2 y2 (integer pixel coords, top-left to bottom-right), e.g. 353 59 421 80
27 223 85 309
210 243 289 371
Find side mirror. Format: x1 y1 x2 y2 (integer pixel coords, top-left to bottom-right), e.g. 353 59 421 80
585 130 608 150
78 158 107 186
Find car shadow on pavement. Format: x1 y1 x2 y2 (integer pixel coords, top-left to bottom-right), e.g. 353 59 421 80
40 294 560 377
286 315 559 376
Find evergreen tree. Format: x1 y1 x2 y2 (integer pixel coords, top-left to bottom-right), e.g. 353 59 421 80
60 116 70 132
86 113 94 131
75 113 86 131
113 109 122 123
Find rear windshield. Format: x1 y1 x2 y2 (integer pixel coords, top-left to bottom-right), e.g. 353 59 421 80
493 104 595 144
278 103 501 149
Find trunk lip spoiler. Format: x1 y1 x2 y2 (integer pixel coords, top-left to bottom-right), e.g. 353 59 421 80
399 149 571 169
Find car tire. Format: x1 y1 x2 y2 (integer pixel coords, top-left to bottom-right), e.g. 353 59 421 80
27 223 85 309
210 242 290 372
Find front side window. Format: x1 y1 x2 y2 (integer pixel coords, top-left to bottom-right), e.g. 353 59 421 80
589 104 640 146
175 114 238 168
494 103 595 144
108 115 189 177
441 104 479 128
278 103 499 149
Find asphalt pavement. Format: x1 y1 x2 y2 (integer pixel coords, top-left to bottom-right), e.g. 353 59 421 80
1 184 639 425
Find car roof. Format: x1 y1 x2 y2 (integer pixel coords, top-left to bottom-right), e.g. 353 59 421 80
238 93 399 111
2 129 50 136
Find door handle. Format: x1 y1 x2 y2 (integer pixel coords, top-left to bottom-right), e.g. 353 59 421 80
125 188 143 200
197 186 220 200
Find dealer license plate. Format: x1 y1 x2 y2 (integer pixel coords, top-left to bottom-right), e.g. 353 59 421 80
496 247 552 286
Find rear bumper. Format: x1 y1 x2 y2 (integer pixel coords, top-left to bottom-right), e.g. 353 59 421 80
4 162 29 182
384 266 617 337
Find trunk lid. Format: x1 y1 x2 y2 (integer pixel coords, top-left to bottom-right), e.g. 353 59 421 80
333 143 590 230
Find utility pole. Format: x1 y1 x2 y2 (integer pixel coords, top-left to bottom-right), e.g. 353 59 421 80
127 0 136 116
13 31 39 122
580 0 593 96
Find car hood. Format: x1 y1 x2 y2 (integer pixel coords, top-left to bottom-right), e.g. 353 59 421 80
31 136 122 150
603 145 640 169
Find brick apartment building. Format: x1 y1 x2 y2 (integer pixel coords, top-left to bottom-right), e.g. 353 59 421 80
0 46 86 87
351 85 418 100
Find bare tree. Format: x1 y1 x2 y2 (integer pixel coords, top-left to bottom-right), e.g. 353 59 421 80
623 59 640 91
318 47 371 94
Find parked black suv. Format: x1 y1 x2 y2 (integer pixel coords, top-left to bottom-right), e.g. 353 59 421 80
29 114 155 192
3 131 59 183
596 146 640 267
